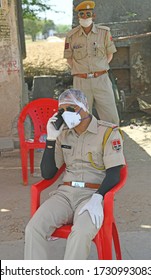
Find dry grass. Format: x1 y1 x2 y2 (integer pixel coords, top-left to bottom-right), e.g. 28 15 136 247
23 39 69 77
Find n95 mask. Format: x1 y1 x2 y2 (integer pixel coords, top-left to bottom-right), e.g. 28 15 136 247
62 111 81 129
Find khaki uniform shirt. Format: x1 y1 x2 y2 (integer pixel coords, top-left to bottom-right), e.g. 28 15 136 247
64 23 117 75
55 116 125 184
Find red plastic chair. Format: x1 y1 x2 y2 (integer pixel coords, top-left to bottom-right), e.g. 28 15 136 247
18 98 58 185
31 164 128 260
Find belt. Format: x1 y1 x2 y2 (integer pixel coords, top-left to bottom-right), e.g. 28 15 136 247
63 181 100 189
73 70 108 79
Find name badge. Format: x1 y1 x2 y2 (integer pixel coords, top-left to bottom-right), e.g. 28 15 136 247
61 145 71 149
73 45 82 49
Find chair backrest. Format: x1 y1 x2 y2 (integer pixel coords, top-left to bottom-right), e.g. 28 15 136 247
18 98 58 142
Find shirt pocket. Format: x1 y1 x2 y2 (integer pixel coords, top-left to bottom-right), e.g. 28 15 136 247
73 47 87 60
83 144 104 170
96 45 105 58
62 146 74 165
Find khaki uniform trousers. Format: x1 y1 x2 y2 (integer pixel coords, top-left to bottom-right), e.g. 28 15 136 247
73 73 119 125
24 186 100 260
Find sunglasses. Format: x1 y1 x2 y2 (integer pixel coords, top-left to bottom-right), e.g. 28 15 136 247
59 106 76 113
78 11 93 18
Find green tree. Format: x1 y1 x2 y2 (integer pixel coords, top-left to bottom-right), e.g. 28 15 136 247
55 24 71 34
24 18 42 41
22 0 51 19
41 19 55 38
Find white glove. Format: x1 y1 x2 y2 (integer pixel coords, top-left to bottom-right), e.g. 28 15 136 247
78 193 104 229
47 113 64 140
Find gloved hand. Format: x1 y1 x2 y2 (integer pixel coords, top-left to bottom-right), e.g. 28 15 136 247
78 193 104 229
47 113 64 140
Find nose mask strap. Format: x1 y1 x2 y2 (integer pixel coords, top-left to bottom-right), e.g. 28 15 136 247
77 107 91 121
77 107 82 116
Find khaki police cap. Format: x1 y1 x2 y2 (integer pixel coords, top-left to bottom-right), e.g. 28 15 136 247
75 1 95 12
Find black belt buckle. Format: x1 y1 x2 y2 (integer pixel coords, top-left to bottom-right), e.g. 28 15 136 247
71 181 85 188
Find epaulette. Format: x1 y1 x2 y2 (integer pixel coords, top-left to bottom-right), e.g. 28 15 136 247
98 120 118 130
96 24 110 31
66 25 81 38
101 123 124 153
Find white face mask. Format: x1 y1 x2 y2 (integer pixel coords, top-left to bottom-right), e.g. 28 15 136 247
62 111 81 129
79 18 93 28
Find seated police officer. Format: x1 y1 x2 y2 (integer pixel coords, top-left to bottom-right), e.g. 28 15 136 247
24 88 125 260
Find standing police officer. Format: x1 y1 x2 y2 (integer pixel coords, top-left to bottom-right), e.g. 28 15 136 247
64 1 119 125
24 88 125 260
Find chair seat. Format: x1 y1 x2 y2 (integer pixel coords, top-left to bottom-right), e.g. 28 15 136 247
52 225 72 239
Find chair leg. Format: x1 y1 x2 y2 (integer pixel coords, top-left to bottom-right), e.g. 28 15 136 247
94 227 113 260
93 232 103 260
102 239 112 260
101 227 113 260
112 221 122 260
29 149 34 175
20 148 28 185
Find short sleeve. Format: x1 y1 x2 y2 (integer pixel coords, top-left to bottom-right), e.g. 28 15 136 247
103 129 125 169
105 30 117 54
64 36 73 59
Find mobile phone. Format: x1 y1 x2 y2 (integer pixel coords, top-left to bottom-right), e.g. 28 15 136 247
52 108 64 130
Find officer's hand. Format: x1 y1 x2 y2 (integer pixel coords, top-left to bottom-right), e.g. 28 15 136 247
47 113 64 141
78 193 104 229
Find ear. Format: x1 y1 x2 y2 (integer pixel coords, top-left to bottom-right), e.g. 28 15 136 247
93 13 96 20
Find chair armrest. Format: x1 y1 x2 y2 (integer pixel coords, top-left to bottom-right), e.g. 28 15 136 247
107 164 128 195
31 164 65 216
103 191 114 224
103 164 128 224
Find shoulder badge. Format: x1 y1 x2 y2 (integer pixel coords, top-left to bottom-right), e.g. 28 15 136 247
66 25 81 38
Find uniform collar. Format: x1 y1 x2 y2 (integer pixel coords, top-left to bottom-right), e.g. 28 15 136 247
78 23 98 36
86 115 98 134
65 115 98 135
91 23 98 34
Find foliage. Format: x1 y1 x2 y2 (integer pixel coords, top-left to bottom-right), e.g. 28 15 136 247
24 18 43 41
24 18 56 40
22 0 51 19
55 24 71 34
125 11 137 19
41 19 55 38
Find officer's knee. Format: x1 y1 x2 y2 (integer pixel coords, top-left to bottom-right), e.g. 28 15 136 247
71 224 94 241
25 219 35 237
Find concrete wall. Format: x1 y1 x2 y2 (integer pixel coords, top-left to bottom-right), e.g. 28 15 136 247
0 0 23 144
106 21 151 110
73 0 151 26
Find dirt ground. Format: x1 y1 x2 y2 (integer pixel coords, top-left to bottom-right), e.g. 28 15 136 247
23 39 68 77
121 111 151 157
